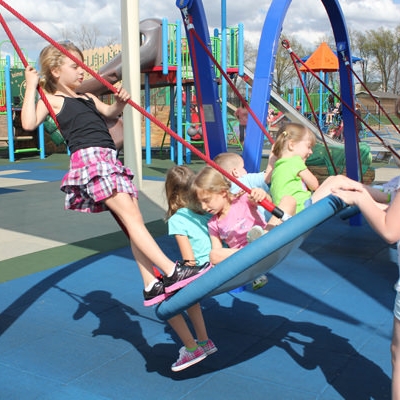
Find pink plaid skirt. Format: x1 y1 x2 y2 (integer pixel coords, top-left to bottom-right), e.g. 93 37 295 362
60 147 138 213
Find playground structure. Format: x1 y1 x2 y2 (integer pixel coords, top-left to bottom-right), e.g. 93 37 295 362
0 2 362 167
0 16 244 163
0 0 399 331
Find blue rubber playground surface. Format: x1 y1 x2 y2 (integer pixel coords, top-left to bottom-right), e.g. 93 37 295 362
0 154 396 399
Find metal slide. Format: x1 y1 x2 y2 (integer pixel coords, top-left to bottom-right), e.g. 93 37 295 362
243 66 338 145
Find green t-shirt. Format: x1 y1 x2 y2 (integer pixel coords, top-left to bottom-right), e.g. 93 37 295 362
270 155 312 213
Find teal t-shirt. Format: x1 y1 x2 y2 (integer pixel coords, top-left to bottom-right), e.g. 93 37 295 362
168 208 211 265
270 155 311 213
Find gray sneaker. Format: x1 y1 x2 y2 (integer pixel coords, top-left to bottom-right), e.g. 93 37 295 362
164 261 211 294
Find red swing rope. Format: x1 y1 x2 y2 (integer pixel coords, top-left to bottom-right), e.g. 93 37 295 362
285 38 368 179
0 14 61 132
281 40 338 175
0 1 288 220
184 15 210 158
183 16 275 144
282 39 400 164
339 50 400 137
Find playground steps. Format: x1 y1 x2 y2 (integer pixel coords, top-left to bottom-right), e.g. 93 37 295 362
141 105 171 148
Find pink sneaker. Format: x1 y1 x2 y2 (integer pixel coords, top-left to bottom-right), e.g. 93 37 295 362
171 346 207 372
200 339 218 355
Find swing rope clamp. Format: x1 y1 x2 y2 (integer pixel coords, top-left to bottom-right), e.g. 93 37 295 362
181 7 194 30
281 39 292 53
339 51 350 66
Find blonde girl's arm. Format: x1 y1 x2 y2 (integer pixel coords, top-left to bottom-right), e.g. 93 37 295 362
21 66 49 130
210 234 223 250
174 234 197 266
87 88 130 119
299 168 319 192
264 148 277 184
209 234 239 265
332 186 400 244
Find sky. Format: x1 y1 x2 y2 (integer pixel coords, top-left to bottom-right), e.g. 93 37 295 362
0 0 399 62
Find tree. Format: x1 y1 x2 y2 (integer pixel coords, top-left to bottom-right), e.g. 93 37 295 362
61 24 100 50
352 30 374 85
274 34 309 95
367 27 397 92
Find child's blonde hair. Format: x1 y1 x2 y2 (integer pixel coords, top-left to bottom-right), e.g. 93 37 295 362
39 42 84 94
272 123 316 159
192 166 231 195
165 166 202 219
213 152 243 173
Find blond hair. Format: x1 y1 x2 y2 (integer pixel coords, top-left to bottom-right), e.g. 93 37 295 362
272 123 316 159
192 166 231 195
39 42 84 94
213 152 243 174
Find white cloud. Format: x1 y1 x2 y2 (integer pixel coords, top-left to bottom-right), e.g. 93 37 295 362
0 0 398 62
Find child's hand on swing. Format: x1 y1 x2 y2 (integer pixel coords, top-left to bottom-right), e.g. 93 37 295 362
24 66 40 89
115 87 130 104
249 188 271 204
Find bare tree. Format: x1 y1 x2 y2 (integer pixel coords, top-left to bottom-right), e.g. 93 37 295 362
274 34 310 95
352 31 374 84
72 25 100 50
60 25 100 50
367 27 397 92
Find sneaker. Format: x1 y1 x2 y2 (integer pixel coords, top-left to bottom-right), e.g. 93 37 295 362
143 280 168 307
171 346 207 372
164 261 211 294
252 274 268 290
246 225 265 243
199 339 218 355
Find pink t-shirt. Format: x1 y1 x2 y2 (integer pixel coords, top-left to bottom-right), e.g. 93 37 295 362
208 193 266 249
235 107 248 125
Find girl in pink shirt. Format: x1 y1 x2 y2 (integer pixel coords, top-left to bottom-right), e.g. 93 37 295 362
192 166 268 265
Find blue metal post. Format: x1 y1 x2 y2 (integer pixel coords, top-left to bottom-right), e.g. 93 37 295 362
177 0 227 159
176 19 183 166
185 85 192 163
145 73 152 164
5 55 14 162
221 0 227 139
38 123 45 159
238 23 244 77
162 18 169 76
169 86 176 161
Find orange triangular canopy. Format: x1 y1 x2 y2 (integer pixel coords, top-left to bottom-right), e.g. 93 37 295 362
300 42 339 72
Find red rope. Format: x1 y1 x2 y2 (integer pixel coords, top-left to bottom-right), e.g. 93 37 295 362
187 26 275 144
282 39 400 163
185 14 210 157
0 13 61 132
282 40 338 175
0 1 286 219
340 53 400 136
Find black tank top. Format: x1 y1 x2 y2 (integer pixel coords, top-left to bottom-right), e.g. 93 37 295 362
56 94 116 154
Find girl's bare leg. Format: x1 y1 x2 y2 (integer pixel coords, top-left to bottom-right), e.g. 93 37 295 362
168 314 197 349
392 317 400 399
105 192 175 286
187 303 208 342
267 195 296 229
